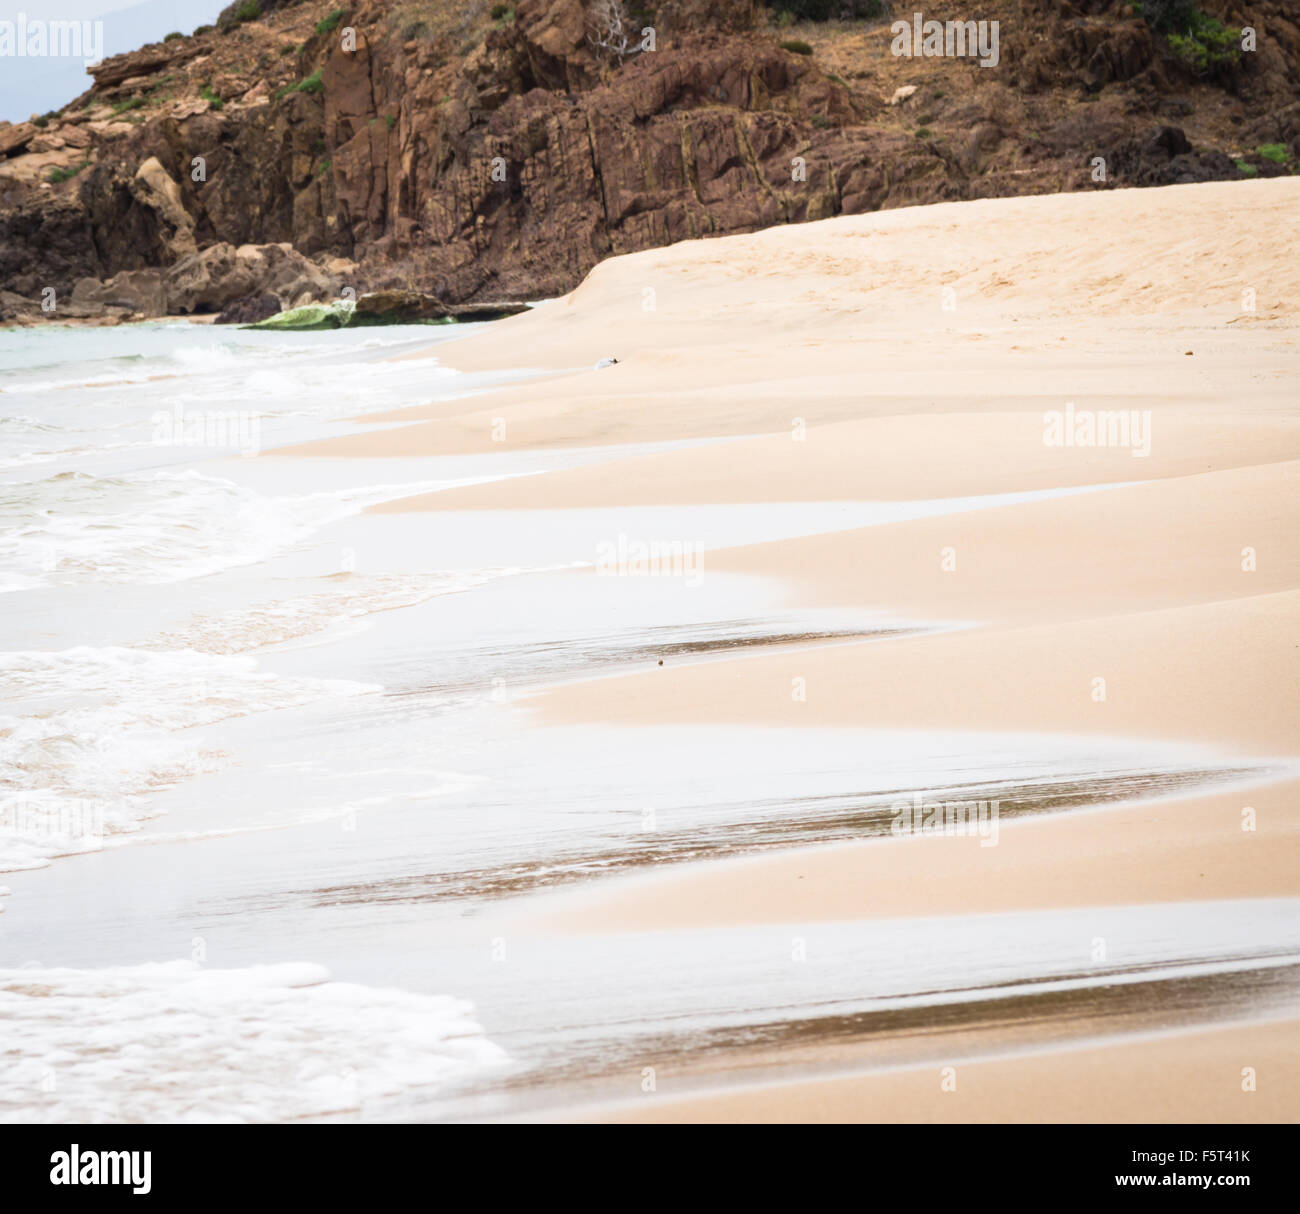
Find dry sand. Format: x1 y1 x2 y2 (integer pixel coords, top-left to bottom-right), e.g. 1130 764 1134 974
284 178 1299 463
295 178 1300 1120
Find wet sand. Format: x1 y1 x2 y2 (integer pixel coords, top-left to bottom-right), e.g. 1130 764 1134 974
528 777 1300 934
573 1016 1300 1124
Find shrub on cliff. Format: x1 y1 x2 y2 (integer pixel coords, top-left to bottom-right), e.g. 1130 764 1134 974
1137 0 1199 33
48 161 90 183
1167 17 1240 76
276 70 323 99
218 0 262 32
315 9 346 36
1136 0 1242 78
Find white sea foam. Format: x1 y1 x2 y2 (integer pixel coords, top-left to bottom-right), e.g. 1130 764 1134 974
0 961 507 1122
0 320 475 472
0 468 463 590
0 371 155 394
0 415 60 433
149 569 520 654
168 344 244 372
0 646 379 872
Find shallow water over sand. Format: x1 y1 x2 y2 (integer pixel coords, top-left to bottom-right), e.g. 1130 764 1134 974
1 323 1293 1122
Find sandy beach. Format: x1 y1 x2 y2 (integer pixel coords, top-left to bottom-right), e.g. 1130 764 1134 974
3 177 1297 1130
11 0 1300 1181
282 178 1300 1121
576 1017 1300 1124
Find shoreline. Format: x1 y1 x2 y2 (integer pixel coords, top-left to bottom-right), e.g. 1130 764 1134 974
5 177 1297 1122
517 774 1300 936
433 179 1299 1116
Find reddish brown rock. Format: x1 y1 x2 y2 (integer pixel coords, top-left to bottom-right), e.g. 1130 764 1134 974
3 0 1297 318
215 292 283 324
0 122 37 157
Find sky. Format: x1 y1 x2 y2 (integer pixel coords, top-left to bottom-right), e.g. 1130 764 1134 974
0 0 224 124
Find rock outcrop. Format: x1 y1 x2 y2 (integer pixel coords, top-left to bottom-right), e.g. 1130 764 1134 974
162 241 345 314
1 238 352 322
1 0 1296 321
215 292 284 325
351 289 528 323
71 268 168 315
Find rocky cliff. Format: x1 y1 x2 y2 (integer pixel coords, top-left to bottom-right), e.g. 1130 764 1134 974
1 0 1296 322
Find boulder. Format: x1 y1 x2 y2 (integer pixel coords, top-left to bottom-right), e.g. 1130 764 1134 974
352 289 449 323
88 40 203 89
58 125 93 150
1104 125 1240 186
441 300 531 322
0 288 133 323
163 242 342 314
249 299 356 330
215 292 283 324
349 290 530 324
0 122 36 157
0 289 41 321
71 268 167 315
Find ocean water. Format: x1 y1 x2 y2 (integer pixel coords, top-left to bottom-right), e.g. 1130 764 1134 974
1 321 1294 1122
